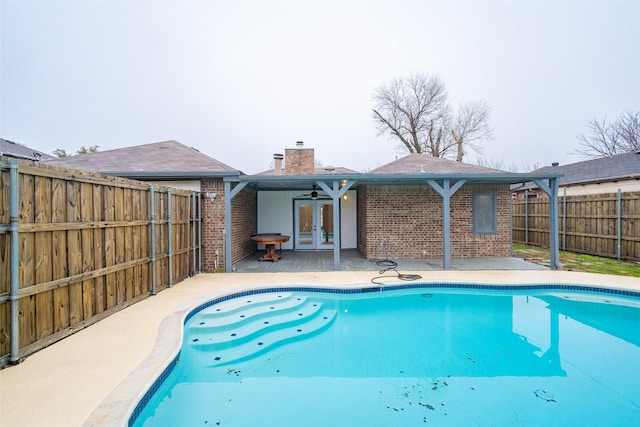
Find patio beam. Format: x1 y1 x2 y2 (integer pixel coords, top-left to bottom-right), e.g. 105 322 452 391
316 180 357 270
426 178 466 270
224 181 248 272
533 178 561 269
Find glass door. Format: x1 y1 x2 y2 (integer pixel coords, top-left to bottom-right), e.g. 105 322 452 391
294 200 334 249
317 200 334 249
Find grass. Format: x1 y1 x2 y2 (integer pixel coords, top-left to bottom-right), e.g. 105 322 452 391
512 244 640 278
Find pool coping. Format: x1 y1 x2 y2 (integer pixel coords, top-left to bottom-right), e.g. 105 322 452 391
81 271 640 427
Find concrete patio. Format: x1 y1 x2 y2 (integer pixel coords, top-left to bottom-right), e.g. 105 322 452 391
233 249 547 272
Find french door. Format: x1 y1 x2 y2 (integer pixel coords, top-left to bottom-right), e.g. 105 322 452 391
294 199 334 249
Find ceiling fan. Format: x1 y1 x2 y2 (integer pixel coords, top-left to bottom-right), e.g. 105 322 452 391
299 184 320 200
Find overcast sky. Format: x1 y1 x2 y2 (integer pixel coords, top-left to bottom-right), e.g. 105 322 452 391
2 0 639 174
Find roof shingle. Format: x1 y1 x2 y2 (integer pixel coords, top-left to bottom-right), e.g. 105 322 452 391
370 153 506 174
43 140 240 177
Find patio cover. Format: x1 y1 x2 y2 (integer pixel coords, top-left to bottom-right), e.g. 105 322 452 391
223 170 562 272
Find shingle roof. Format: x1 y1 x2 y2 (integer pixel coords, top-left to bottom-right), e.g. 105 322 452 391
0 138 54 160
527 151 640 187
43 140 240 178
370 153 506 174
256 165 359 176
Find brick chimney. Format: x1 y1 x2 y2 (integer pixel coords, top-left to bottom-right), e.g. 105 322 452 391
273 153 283 175
285 141 315 175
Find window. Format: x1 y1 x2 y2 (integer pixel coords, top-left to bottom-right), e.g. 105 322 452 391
473 192 497 234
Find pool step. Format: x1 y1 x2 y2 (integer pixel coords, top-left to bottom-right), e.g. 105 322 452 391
205 307 337 367
192 294 311 332
195 292 296 319
189 300 328 349
186 295 337 366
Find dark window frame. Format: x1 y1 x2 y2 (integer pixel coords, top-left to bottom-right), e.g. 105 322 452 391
473 191 497 234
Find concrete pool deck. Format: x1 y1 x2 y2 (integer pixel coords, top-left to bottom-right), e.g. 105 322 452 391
1 270 639 427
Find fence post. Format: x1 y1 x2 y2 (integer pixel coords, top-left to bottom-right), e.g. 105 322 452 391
8 159 20 364
149 185 157 295
191 192 196 276
167 188 173 287
563 187 567 251
525 190 529 245
198 192 202 272
617 188 622 260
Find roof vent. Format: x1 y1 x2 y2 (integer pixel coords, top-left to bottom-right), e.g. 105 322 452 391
551 162 559 167
324 165 335 171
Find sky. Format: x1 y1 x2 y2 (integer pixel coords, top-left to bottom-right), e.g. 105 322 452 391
1 0 639 174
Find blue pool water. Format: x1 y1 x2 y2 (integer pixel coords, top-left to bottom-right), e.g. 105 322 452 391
133 286 640 426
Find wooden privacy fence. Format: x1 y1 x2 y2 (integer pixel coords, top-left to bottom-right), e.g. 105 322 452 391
512 190 640 261
0 157 202 366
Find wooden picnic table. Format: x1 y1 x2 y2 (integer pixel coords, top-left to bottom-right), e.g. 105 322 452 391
250 234 291 262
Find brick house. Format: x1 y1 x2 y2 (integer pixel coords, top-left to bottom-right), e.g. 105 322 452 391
44 139 563 272
224 143 563 271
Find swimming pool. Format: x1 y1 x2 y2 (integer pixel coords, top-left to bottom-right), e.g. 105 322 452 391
131 284 640 426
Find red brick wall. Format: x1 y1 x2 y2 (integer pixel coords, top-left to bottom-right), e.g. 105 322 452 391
231 186 257 264
358 184 511 259
201 179 225 271
284 148 314 175
201 180 257 271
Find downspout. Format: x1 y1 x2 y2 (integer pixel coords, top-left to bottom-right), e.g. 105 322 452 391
9 159 20 364
149 185 157 295
167 188 173 287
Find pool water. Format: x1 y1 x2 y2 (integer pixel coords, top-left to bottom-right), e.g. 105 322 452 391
133 288 640 426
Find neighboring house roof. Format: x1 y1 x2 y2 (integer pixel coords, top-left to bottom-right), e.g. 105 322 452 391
513 150 640 191
43 140 241 179
0 138 55 160
370 153 506 175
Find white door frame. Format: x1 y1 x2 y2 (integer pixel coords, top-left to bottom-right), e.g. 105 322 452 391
294 199 334 250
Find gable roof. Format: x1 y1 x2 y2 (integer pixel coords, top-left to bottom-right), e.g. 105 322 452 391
0 138 54 161
370 153 506 175
516 150 640 190
43 140 241 179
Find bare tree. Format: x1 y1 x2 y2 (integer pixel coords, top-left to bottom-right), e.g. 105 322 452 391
372 73 492 161
576 110 640 158
372 74 451 156
451 101 493 162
